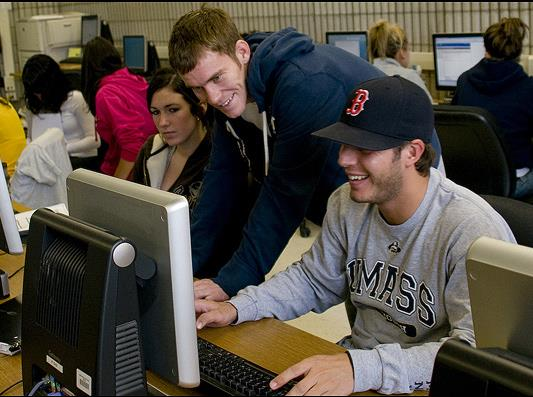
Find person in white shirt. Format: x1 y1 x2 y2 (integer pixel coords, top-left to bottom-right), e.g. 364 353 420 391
22 54 101 171
368 20 432 101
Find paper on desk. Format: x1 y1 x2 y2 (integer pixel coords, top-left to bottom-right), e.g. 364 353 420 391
15 203 69 234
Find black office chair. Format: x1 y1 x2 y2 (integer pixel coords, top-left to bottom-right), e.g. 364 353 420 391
481 194 533 248
146 41 161 77
433 105 515 197
100 20 114 45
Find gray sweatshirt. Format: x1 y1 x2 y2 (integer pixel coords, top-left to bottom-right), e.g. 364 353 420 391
230 168 516 394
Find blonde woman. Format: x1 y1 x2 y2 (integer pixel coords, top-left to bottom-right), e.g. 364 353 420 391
368 20 432 100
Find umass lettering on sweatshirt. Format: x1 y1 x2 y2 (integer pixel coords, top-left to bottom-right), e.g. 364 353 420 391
230 168 516 394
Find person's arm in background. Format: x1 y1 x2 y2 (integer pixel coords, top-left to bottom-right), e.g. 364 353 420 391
65 91 100 154
114 158 134 179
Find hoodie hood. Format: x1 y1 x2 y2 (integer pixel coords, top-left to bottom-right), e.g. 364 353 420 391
467 58 527 94
246 28 314 112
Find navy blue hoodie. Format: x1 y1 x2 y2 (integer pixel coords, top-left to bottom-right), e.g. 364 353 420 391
453 58 533 170
191 28 442 296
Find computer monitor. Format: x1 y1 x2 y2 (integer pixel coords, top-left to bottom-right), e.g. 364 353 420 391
433 33 485 91
466 236 533 358
22 209 147 395
429 236 533 396
0 161 23 255
123 35 147 72
66 169 200 388
81 15 99 46
326 31 369 61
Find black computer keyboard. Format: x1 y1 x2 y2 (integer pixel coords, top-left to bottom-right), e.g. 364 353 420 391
197 337 296 396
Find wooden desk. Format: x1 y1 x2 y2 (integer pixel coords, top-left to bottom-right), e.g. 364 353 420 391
0 252 427 396
59 63 81 71
0 318 427 396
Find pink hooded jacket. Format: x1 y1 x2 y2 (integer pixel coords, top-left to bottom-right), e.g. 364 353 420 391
95 68 156 175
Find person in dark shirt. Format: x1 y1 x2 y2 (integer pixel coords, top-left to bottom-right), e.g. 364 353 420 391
168 6 443 301
130 68 211 211
453 18 533 199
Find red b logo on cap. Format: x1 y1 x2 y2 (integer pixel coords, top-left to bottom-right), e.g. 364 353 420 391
346 89 369 116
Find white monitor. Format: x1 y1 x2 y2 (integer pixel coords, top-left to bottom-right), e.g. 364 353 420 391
466 236 533 358
66 169 200 388
433 33 485 90
326 31 369 61
0 162 23 255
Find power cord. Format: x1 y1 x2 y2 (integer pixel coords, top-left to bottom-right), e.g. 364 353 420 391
27 379 47 396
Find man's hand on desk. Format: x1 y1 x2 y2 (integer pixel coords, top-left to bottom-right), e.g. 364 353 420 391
270 353 354 396
195 299 237 329
193 278 229 301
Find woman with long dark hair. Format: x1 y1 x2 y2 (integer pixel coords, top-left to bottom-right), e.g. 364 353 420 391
22 54 100 171
130 68 212 211
81 37 156 179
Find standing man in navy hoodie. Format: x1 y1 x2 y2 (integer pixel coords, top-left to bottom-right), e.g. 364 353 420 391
169 6 443 301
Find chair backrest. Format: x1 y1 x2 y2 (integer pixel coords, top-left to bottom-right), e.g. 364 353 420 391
481 194 533 248
433 105 515 197
10 128 72 209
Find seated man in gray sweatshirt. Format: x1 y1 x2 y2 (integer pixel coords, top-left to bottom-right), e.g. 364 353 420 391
194 76 516 395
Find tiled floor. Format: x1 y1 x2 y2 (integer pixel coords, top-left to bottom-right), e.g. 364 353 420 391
266 220 351 344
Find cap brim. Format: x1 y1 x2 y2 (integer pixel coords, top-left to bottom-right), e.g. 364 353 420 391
312 121 407 151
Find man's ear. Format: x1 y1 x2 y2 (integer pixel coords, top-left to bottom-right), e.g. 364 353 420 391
405 139 425 166
235 40 251 65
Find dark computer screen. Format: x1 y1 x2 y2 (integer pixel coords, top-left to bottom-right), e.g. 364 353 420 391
326 31 369 61
123 35 147 72
81 15 99 46
433 33 485 90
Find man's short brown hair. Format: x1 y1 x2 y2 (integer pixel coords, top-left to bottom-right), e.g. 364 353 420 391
169 7 242 74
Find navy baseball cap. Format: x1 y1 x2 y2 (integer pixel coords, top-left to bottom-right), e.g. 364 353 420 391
313 75 433 150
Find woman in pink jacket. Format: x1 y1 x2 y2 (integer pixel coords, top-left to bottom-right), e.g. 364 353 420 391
81 37 156 179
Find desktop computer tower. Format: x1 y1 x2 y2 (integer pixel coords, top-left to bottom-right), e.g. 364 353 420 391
21 209 147 396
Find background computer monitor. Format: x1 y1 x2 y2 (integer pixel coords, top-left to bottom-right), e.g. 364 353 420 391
66 169 200 388
81 15 99 46
433 33 485 91
0 162 23 255
326 31 369 61
123 35 147 72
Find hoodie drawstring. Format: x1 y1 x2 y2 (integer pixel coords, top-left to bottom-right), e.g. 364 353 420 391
262 112 269 176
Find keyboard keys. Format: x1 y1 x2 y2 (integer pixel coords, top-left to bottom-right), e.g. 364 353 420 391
197 338 296 396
